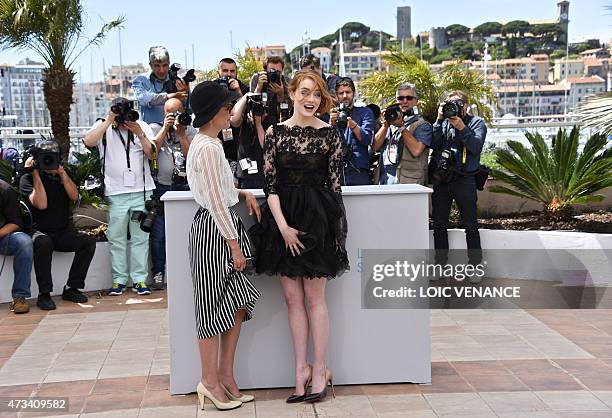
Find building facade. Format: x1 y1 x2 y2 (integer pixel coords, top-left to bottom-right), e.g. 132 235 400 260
0 59 50 127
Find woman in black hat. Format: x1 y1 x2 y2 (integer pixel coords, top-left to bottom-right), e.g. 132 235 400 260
186 81 261 411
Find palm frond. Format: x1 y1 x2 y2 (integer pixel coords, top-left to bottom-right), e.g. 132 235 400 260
360 51 497 124
578 92 612 136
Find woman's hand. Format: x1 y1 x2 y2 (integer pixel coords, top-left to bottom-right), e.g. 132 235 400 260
244 192 261 223
229 241 246 271
280 226 305 257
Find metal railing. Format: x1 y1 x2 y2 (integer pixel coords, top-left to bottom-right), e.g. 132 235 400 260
0 117 604 159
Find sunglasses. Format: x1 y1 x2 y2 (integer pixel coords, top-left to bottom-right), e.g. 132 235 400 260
396 95 416 101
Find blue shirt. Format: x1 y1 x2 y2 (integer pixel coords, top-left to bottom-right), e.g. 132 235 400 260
132 73 169 124
379 121 432 184
339 106 375 170
432 116 487 173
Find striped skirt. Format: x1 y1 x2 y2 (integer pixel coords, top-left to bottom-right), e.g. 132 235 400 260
188 207 260 339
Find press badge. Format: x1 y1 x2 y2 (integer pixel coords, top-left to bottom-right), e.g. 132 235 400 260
388 144 398 164
123 169 136 186
247 160 258 174
222 128 233 142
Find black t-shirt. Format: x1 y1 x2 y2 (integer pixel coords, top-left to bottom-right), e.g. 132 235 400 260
19 172 70 232
219 80 250 161
0 179 23 229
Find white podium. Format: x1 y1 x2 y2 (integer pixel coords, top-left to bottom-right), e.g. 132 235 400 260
162 185 432 395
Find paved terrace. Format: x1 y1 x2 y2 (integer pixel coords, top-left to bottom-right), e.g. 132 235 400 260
0 291 611 417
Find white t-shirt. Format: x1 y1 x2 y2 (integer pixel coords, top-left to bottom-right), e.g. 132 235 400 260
87 120 156 196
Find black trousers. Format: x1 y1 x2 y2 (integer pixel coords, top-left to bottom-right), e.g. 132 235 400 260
432 176 482 265
32 227 97 294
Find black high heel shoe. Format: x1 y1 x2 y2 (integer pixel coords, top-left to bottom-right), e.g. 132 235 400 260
304 368 335 403
286 365 312 403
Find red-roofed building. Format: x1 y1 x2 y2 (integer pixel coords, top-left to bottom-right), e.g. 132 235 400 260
561 75 606 108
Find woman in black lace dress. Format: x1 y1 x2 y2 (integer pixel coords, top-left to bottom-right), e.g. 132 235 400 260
252 70 349 404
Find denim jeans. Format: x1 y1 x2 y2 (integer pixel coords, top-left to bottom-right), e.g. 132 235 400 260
432 176 482 265
150 184 171 276
0 232 33 298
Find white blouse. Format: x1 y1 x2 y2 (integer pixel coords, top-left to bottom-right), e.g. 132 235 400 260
186 134 239 239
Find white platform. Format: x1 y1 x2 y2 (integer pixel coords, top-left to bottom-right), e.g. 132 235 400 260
162 184 433 394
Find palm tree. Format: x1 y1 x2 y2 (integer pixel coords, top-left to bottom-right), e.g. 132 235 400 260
490 127 612 222
0 0 123 161
360 49 497 123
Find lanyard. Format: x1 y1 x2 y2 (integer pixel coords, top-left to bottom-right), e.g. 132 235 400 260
116 128 135 169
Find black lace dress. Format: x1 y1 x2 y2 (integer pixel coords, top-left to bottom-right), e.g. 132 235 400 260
250 124 349 279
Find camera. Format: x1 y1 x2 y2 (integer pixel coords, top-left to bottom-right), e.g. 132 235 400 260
266 69 281 85
111 101 139 123
430 149 455 185
171 110 192 127
19 144 61 172
172 151 188 187
165 63 196 93
384 104 403 124
442 100 464 119
336 103 350 129
137 194 163 233
279 101 291 121
215 76 231 90
247 93 265 116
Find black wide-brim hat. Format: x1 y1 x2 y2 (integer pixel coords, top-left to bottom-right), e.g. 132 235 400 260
190 81 239 128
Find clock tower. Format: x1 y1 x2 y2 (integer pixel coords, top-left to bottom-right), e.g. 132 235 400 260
557 1 569 44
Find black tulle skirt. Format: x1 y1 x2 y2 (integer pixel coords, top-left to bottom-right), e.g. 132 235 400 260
249 185 349 280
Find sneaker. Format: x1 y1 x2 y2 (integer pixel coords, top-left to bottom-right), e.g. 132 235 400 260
108 283 126 296
36 293 56 310
9 297 29 314
132 282 152 295
151 272 165 290
62 286 88 303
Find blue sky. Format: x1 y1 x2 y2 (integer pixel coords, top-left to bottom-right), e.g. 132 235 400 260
0 0 610 82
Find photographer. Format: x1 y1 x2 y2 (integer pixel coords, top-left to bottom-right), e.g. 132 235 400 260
132 46 189 124
373 83 432 186
250 56 292 124
148 98 197 289
83 98 156 296
431 90 487 270
230 93 267 189
216 57 249 162
329 77 374 185
19 140 96 310
299 54 340 98
0 178 33 314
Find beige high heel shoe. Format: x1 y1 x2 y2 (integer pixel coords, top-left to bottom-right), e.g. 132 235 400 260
196 382 242 411
221 383 255 403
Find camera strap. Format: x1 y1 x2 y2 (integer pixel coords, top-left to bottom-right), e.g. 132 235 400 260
149 73 168 94
116 129 135 169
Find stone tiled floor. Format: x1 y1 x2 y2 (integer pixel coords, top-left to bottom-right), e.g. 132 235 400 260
0 291 611 417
